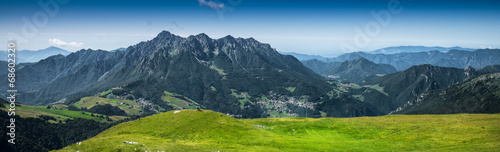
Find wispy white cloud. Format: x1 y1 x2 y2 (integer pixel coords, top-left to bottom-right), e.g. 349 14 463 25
49 38 84 47
198 0 225 10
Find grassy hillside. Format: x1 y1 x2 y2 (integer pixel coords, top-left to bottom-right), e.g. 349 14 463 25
56 110 500 151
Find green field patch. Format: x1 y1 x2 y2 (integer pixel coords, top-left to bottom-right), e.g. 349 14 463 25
327 80 338 85
74 97 142 115
285 87 296 93
163 91 179 96
162 91 199 109
231 90 252 108
319 111 327 117
327 91 335 98
238 98 252 109
352 95 364 102
370 84 388 96
230 89 250 99
100 89 113 96
162 96 190 109
50 104 69 110
349 83 362 89
260 96 270 101
210 65 227 75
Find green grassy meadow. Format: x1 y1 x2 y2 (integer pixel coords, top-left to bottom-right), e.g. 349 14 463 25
56 110 500 151
1 104 124 123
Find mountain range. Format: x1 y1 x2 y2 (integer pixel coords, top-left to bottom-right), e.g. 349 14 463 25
1 31 499 119
321 49 500 71
0 31 337 118
295 59 499 116
365 64 473 112
0 46 71 63
358 64 500 114
290 46 499 72
393 72 500 114
281 46 477 62
371 46 476 54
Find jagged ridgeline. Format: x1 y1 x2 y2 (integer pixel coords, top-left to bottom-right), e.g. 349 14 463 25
1 31 337 118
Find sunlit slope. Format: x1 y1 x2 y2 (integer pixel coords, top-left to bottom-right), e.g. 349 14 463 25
57 109 283 151
57 110 500 151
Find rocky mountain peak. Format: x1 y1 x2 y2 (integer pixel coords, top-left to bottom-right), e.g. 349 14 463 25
153 30 184 43
195 33 210 39
353 57 369 63
219 35 236 44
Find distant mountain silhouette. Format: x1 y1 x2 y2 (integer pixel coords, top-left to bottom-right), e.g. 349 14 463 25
302 57 396 84
371 46 476 54
279 52 328 61
0 46 71 63
318 49 500 71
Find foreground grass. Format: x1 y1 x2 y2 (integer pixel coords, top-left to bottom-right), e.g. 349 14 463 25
56 110 500 151
246 114 500 151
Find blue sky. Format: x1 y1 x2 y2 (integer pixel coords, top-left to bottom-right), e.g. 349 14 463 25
1 0 499 56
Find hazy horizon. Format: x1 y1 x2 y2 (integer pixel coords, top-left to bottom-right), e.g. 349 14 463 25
1 0 499 56
3 39 484 58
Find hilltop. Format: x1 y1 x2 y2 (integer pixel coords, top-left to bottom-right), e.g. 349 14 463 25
57 110 275 151
324 57 396 83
